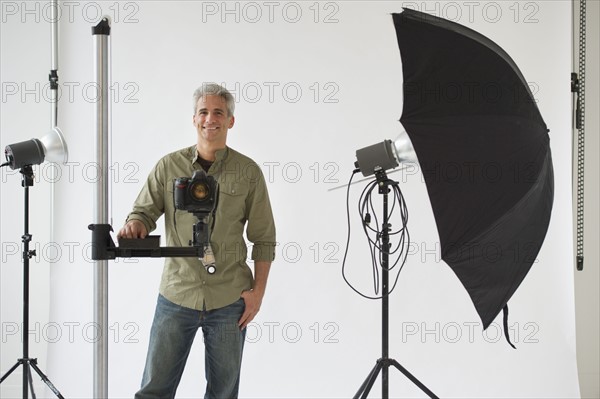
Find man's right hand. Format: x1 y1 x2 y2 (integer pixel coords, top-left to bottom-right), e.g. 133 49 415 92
117 220 148 239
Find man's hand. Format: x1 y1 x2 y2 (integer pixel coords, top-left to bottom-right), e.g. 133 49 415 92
117 220 148 239
239 289 264 330
238 260 271 330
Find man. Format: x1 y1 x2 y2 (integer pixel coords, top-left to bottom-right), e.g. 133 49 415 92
118 83 276 398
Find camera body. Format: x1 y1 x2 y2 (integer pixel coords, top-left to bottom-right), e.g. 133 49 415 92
173 170 218 214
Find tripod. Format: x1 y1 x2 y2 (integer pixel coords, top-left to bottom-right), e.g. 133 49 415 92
354 171 438 399
0 165 64 399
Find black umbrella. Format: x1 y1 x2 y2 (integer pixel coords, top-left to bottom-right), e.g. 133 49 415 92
392 9 554 339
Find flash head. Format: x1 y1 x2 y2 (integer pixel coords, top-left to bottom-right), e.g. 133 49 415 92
4 127 68 170
354 130 418 177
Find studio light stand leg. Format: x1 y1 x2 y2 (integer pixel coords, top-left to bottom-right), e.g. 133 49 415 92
0 166 64 399
354 172 438 399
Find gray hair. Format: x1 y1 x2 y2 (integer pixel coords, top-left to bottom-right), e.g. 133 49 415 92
192 83 235 116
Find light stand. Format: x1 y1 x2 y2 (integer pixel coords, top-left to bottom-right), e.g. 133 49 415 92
0 165 64 399
353 170 437 399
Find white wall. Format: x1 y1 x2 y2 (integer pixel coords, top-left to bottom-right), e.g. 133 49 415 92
1 1 580 398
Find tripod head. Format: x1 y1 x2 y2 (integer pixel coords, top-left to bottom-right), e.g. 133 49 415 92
190 212 216 274
20 165 35 187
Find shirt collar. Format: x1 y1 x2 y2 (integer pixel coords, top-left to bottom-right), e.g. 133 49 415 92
190 145 229 165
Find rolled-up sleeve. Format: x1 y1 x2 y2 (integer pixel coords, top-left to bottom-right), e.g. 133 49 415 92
245 167 276 262
126 159 166 234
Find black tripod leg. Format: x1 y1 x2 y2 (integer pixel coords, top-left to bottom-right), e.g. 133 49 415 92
354 360 383 399
29 361 65 399
390 359 438 399
0 360 23 383
28 364 37 399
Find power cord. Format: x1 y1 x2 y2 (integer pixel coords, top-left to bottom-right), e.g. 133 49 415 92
342 169 410 299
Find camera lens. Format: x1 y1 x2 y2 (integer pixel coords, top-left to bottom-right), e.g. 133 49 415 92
190 182 210 201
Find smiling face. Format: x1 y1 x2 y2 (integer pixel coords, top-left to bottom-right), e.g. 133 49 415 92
193 94 235 151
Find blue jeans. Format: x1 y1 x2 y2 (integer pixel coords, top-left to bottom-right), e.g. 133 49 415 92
135 295 246 399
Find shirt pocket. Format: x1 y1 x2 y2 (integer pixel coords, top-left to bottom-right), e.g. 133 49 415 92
218 181 248 223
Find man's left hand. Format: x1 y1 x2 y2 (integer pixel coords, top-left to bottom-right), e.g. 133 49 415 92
239 289 264 330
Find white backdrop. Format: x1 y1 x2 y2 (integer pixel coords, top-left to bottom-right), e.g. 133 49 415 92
1 1 579 398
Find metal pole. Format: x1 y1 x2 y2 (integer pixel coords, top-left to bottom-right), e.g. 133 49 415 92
92 17 111 399
49 0 59 303
381 182 390 399
575 0 586 271
50 0 58 129
23 183 31 399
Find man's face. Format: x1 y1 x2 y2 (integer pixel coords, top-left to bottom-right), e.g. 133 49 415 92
193 95 235 146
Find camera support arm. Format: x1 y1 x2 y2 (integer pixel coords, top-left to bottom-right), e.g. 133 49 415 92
88 224 205 260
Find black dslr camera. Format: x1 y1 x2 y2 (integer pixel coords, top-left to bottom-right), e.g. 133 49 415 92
174 170 218 214
173 170 218 274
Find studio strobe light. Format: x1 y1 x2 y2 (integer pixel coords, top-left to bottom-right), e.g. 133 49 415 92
3 127 68 170
1 127 68 399
354 130 417 177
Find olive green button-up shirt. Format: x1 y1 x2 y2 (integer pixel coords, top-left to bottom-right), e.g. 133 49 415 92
126 145 276 311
